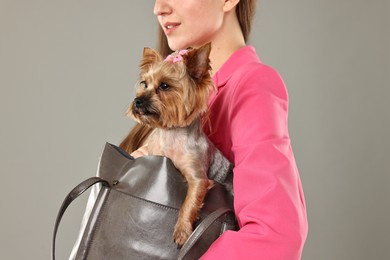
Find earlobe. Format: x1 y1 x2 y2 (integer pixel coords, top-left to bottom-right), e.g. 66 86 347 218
223 0 240 12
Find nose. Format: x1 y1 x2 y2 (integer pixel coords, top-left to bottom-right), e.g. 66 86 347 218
134 97 144 108
153 0 171 16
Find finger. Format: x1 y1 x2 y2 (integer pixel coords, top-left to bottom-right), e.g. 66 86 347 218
130 145 149 158
137 145 149 156
130 150 144 158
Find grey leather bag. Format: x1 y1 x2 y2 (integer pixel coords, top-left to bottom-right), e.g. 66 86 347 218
52 143 237 260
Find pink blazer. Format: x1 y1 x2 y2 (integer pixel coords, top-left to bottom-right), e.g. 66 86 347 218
201 46 308 259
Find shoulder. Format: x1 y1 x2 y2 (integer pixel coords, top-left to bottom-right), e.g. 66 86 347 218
220 46 287 100
234 61 284 84
229 62 288 103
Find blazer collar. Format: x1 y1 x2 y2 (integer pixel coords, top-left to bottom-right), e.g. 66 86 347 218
212 45 260 88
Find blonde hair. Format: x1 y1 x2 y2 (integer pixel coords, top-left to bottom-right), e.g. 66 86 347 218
157 0 257 57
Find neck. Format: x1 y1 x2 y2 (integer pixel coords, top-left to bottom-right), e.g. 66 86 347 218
154 118 203 138
209 10 246 76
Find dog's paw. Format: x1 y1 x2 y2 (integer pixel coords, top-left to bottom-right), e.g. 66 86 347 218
173 220 193 246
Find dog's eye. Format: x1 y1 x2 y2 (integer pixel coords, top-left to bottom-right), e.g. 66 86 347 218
140 81 147 88
159 82 170 91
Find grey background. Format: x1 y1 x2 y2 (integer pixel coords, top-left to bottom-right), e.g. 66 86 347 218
1 0 389 259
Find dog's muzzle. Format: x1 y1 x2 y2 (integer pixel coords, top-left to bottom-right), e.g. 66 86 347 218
134 97 144 108
133 97 149 116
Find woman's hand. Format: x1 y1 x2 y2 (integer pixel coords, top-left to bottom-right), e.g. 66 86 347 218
130 144 149 158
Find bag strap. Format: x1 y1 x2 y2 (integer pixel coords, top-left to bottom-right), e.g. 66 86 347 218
51 177 110 260
178 207 233 260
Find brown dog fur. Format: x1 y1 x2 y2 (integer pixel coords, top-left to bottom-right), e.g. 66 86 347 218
120 44 216 246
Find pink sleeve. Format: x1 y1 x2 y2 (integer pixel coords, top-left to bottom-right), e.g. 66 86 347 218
200 66 308 259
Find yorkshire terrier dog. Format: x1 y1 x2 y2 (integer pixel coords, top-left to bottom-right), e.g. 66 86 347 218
120 43 221 246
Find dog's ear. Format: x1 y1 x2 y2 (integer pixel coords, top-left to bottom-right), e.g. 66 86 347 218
185 43 212 82
140 47 162 73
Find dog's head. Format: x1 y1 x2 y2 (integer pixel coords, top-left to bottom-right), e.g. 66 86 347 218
127 43 214 129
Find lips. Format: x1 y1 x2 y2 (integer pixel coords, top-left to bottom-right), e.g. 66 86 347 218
163 22 180 34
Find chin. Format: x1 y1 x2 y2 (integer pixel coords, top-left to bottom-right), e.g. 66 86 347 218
167 38 192 51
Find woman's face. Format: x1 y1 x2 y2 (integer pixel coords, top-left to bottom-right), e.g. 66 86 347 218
154 0 226 51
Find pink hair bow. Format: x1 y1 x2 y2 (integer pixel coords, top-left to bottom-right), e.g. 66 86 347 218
164 49 189 63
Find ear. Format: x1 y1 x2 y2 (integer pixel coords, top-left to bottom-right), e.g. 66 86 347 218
140 47 162 73
185 43 212 81
223 0 240 12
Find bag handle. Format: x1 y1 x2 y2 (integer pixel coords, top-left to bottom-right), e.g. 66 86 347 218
51 177 110 260
52 177 233 260
178 207 233 260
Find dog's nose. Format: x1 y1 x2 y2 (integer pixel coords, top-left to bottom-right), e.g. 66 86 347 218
134 97 143 108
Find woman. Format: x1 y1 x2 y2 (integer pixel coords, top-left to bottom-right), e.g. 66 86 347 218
71 0 307 259
132 0 308 259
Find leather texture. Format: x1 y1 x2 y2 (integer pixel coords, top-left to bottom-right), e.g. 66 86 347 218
53 143 237 260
